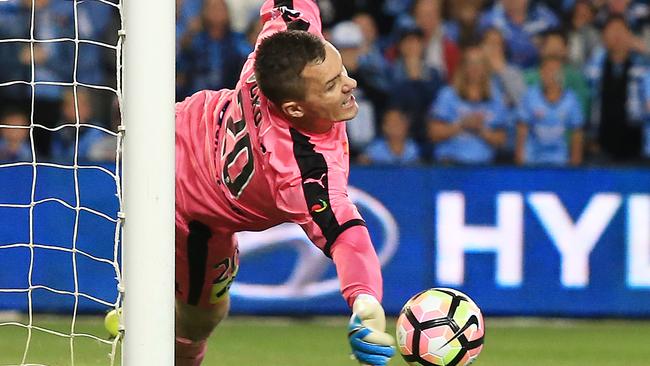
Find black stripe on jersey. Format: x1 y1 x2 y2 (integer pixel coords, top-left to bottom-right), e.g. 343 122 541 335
186 220 212 306
288 19 310 31
323 218 367 258
289 128 365 257
216 100 231 128
274 0 310 30
274 0 294 8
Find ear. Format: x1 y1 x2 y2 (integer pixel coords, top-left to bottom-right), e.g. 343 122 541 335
280 101 304 118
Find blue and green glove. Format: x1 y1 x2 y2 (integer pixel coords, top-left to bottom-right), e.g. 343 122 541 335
348 294 395 366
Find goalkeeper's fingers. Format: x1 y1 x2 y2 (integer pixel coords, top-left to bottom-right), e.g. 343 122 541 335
359 328 394 347
349 314 395 345
349 325 395 355
353 350 392 366
349 315 395 365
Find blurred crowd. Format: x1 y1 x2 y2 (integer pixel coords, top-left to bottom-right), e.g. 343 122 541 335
1 0 650 167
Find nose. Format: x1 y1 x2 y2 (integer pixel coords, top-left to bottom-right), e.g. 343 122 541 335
342 75 357 94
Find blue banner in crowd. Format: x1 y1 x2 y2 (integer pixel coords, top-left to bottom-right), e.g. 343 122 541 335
1 165 650 316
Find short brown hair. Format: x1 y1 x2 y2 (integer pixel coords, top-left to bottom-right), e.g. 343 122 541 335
254 30 326 105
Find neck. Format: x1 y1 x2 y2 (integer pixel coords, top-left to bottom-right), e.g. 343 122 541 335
270 103 335 134
609 49 629 63
507 10 526 25
425 25 440 41
6 140 23 152
290 115 334 134
207 25 226 39
544 86 562 102
465 83 484 101
387 138 405 154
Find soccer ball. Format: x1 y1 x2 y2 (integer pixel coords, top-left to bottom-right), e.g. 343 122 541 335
396 288 485 366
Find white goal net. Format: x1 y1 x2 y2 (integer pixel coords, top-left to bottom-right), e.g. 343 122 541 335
0 0 124 365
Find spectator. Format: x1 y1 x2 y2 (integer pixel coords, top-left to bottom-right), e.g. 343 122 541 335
427 45 508 164
585 15 648 162
481 27 526 160
594 0 650 35
0 108 31 163
329 21 378 160
352 13 392 94
177 0 251 100
0 0 72 156
360 109 421 165
479 0 560 68
406 0 461 80
445 0 483 47
390 26 443 149
516 57 585 166
524 30 591 119
50 89 106 162
566 0 601 68
592 1 650 56
482 27 526 111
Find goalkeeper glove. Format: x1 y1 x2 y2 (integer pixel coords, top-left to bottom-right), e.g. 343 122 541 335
348 294 395 366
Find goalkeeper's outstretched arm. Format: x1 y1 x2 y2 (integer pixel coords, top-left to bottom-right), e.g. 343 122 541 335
330 225 395 366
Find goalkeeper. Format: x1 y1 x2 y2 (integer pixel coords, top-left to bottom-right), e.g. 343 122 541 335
174 0 394 365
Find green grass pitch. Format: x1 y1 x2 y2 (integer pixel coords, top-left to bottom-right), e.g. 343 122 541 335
0 315 649 365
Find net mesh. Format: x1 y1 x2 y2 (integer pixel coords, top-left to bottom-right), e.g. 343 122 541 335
0 0 124 364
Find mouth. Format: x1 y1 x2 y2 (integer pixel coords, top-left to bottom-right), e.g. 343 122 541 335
341 94 356 109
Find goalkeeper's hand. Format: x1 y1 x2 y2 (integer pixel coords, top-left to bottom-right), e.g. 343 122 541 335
348 294 395 366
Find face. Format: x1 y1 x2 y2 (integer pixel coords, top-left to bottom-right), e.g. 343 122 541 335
382 110 409 141
540 59 563 90
573 2 594 28
203 0 229 29
603 20 631 51
353 14 377 44
414 0 441 36
451 0 480 24
399 34 424 59
1 113 29 144
298 42 358 122
463 48 488 82
541 35 567 59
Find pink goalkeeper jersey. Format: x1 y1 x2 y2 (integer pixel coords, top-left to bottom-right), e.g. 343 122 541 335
175 0 364 257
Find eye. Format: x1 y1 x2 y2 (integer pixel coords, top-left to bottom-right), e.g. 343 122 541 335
327 82 335 91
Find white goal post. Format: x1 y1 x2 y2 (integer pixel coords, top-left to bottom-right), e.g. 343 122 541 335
122 0 175 365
